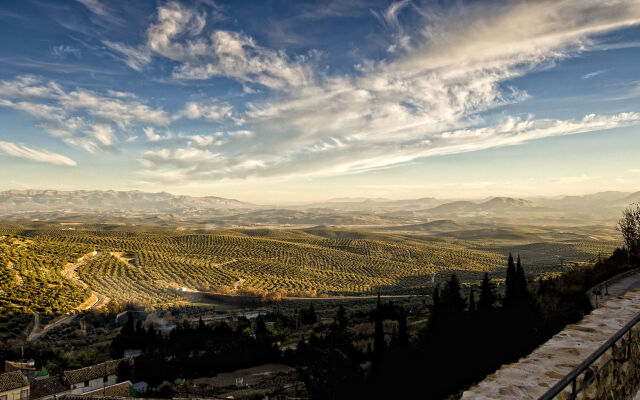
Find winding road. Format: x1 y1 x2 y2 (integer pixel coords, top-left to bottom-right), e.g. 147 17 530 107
27 251 109 342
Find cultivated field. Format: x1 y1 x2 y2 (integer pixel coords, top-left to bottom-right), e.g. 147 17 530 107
0 223 621 311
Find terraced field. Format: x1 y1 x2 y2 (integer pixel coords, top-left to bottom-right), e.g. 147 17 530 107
0 225 621 309
0 235 91 316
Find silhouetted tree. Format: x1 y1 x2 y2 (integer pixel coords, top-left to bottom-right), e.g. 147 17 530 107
468 287 476 314
618 203 640 251
301 304 317 325
441 274 466 319
477 273 496 313
516 254 527 302
397 307 408 347
505 253 516 307
373 295 385 368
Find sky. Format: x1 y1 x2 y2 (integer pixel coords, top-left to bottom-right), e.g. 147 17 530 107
1 0 640 204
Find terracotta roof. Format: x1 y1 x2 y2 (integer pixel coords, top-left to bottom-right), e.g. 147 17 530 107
30 376 69 399
62 396 128 400
84 381 131 397
62 395 138 400
0 371 29 392
63 360 121 385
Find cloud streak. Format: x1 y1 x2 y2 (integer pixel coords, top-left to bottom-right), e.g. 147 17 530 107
0 141 76 166
4 0 640 187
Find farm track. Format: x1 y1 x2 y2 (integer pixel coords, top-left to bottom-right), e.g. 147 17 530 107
27 251 109 342
1 227 621 310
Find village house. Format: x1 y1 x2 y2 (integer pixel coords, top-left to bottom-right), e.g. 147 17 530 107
0 371 30 400
63 360 120 395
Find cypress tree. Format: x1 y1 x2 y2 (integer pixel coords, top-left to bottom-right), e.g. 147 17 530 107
336 305 348 330
478 273 496 313
442 274 466 318
468 287 476 314
515 254 528 302
397 307 408 347
430 283 441 322
373 294 385 367
505 253 516 307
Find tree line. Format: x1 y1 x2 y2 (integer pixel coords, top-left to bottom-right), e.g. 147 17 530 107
108 245 636 399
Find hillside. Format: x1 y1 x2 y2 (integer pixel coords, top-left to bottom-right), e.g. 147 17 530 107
0 224 620 311
0 190 253 214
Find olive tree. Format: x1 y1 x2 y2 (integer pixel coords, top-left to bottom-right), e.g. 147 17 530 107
618 203 640 250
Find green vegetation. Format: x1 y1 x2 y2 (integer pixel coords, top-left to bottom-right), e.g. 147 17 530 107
0 235 91 317
0 224 619 310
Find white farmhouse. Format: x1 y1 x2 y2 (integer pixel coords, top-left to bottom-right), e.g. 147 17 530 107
63 360 120 395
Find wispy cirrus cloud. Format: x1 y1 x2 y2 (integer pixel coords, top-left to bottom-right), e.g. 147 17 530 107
132 0 640 183
4 0 640 184
583 70 607 79
102 41 151 72
0 75 169 153
51 45 81 59
0 141 76 166
106 1 315 89
74 0 124 26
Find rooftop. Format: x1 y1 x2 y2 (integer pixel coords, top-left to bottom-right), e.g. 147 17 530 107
63 360 121 385
30 376 69 400
0 371 29 393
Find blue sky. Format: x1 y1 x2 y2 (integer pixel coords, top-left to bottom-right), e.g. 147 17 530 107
1 0 640 203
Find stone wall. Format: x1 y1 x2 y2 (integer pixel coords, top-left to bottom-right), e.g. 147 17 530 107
461 288 640 399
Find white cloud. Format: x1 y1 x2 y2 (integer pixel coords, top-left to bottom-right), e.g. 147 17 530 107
185 134 225 147
51 45 81 58
371 0 412 53
90 124 117 146
58 89 170 126
583 70 607 79
178 99 235 122
0 76 169 153
109 1 313 89
170 30 314 89
134 0 640 183
0 141 76 166
143 127 164 142
102 41 152 71
75 0 123 25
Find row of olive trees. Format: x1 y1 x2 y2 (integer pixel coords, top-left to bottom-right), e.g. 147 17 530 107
618 203 640 250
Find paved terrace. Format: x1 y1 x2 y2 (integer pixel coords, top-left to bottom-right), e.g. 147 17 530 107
461 285 640 399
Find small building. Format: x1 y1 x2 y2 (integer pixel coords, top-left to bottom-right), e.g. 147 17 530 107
63 360 120 395
30 375 70 400
0 371 30 400
4 361 37 382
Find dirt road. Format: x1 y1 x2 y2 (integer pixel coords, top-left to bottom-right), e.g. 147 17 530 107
27 251 109 342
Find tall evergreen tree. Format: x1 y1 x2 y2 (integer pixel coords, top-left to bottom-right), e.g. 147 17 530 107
430 283 441 323
468 287 476 314
441 274 466 318
335 305 348 330
397 307 408 347
515 254 528 302
373 295 385 368
123 314 135 337
477 273 496 313
505 253 516 307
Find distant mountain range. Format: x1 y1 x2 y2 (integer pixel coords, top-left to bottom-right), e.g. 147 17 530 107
0 190 253 213
0 189 636 227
